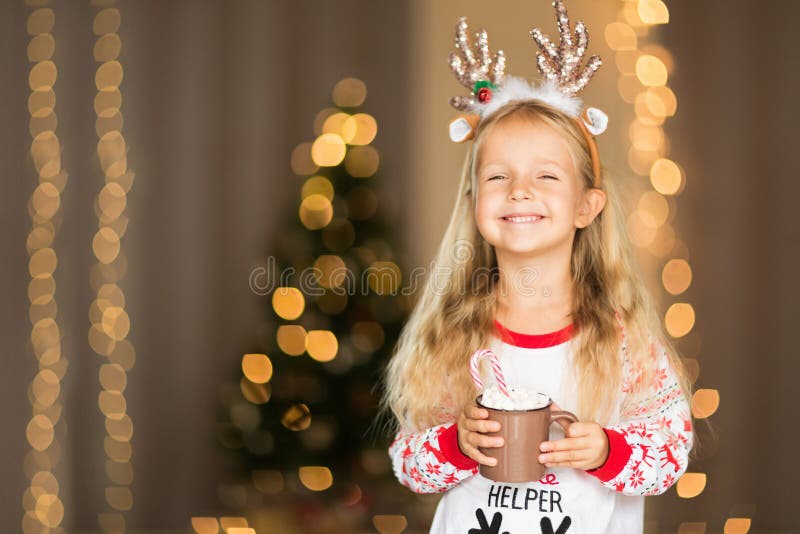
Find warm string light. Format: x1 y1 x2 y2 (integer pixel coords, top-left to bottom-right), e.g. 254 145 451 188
91 3 136 531
24 2 68 531
608 0 732 528
190 517 253 534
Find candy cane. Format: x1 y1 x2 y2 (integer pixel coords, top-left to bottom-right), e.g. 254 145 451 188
470 349 509 396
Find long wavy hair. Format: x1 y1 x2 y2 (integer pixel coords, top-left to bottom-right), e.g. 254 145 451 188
382 99 694 433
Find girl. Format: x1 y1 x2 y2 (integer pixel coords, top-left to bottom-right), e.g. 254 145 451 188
382 4 694 533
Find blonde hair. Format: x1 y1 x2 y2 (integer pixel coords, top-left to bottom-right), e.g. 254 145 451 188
382 99 694 433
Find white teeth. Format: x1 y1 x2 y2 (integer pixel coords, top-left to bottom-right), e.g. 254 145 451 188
504 216 543 223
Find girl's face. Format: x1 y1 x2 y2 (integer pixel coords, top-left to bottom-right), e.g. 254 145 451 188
474 116 604 260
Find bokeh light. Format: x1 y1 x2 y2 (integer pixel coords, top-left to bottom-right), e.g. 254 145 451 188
191 517 220 534
313 255 348 289
277 325 307 356
662 258 692 295
626 211 658 248
344 146 380 178
373 515 408 534
691 389 720 419
638 0 670 25
650 158 683 195
352 321 385 353
271 287 305 320
605 22 637 51
366 261 401 295
677 473 707 498
241 353 273 384
311 133 346 167
306 330 338 362
290 142 318 176
678 523 708 534
281 404 311 431
299 193 333 230
665 302 695 337
636 54 668 87
240 378 270 405
27 8 55 35
342 113 377 145
301 176 334 201
332 77 367 107
637 191 669 226
252 470 284 494
629 121 664 152
298 466 333 491
322 112 350 138
724 518 751 534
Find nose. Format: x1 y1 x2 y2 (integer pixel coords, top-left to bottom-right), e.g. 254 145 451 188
508 178 535 201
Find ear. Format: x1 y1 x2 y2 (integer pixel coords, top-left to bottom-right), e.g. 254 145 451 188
449 114 480 143
575 187 606 228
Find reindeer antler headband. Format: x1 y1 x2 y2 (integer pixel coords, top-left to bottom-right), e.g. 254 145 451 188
448 0 607 186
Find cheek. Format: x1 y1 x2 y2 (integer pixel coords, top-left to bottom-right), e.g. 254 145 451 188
474 192 495 227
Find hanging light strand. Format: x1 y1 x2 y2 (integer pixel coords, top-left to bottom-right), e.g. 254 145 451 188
608 1 725 525
91 1 136 531
23 0 68 531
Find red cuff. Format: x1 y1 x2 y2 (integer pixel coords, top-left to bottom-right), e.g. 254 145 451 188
438 423 479 470
585 428 632 482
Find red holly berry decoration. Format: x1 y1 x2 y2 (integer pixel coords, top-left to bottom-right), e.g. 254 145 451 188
477 86 492 103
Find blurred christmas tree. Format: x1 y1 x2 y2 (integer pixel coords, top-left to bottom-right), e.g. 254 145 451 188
218 77 409 496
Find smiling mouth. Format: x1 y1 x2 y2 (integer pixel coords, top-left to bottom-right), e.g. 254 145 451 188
502 215 544 223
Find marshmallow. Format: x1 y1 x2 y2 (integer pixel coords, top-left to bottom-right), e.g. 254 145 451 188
480 384 549 411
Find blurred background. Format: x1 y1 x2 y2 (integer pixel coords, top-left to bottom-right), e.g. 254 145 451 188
1 0 798 532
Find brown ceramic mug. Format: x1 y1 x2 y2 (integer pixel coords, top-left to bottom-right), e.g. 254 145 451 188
476 393 578 483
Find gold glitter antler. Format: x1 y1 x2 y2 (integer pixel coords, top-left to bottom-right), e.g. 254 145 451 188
530 0 602 96
449 16 507 111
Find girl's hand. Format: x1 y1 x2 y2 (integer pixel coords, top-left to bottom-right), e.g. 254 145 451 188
538 402 609 470
457 402 504 466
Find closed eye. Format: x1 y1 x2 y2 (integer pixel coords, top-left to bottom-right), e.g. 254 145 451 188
487 175 557 181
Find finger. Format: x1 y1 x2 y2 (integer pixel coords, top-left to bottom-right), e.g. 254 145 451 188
470 447 499 467
563 422 594 438
468 431 504 449
464 417 501 434
465 404 489 420
461 440 500 467
540 437 589 453
538 448 591 466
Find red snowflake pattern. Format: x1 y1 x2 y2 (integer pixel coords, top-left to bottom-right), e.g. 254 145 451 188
424 462 442 476
652 367 668 390
629 468 645 488
442 472 460 485
408 467 421 483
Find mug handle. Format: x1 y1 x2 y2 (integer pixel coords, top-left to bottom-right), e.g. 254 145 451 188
550 410 578 430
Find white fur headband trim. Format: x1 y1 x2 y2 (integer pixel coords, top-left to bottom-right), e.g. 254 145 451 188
472 76 584 119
